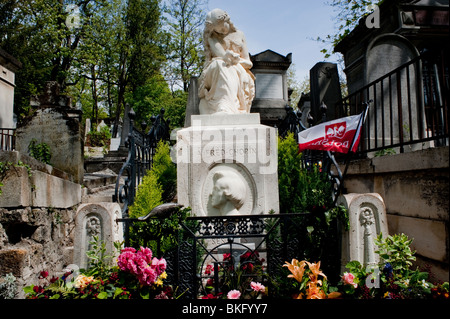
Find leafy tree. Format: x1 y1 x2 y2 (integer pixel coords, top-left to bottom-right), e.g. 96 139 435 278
0 0 116 122
318 0 382 58
162 0 206 92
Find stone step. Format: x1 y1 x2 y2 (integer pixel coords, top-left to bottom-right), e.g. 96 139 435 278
81 171 126 204
83 169 118 190
84 157 126 174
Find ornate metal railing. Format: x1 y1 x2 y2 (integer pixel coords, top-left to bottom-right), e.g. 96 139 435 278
113 108 170 242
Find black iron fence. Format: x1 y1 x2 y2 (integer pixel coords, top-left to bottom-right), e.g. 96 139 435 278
0 128 15 151
113 108 170 241
336 52 448 155
120 211 341 299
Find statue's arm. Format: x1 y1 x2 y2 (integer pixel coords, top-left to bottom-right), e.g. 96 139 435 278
238 31 253 69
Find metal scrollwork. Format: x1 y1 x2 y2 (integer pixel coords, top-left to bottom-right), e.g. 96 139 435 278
113 107 170 245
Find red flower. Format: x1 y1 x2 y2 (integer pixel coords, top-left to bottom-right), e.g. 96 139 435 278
204 264 213 275
33 285 44 294
39 271 49 279
49 276 59 283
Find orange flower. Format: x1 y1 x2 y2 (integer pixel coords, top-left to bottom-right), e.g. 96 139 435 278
305 282 327 299
326 291 342 299
305 261 327 285
283 259 306 283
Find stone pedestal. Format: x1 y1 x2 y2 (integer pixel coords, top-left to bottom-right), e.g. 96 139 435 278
337 193 389 272
175 114 279 216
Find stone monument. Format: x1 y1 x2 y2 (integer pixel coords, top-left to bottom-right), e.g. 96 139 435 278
250 50 292 126
309 62 341 122
176 9 279 217
337 193 389 272
198 8 255 115
15 82 84 183
73 203 123 270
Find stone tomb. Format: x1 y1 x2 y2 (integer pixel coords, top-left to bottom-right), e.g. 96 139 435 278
73 203 123 270
175 113 279 217
337 193 389 272
250 50 292 126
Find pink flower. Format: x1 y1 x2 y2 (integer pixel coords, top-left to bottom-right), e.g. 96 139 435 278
139 266 158 286
227 290 241 299
137 247 153 263
250 281 265 293
342 272 358 288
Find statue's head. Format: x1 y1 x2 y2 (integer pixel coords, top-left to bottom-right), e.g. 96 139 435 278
206 9 230 26
210 170 246 211
205 9 234 35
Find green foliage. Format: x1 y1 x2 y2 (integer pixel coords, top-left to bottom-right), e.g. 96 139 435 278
85 125 112 148
277 133 349 281
82 236 118 278
374 232 416 276
23 238 173 299
277 133 303 214
129 170 163 220
162 0 206 91
374 148 396 157
338 233 448 299
128 141 180 253
28 138 52 164
127 74 187 130
318 0 383 58
152 140 177 202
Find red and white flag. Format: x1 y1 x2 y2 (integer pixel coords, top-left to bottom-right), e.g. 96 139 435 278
298 109 368 154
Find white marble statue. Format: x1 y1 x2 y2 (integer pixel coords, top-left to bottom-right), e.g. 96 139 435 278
210 170 247 215
199 9 255 115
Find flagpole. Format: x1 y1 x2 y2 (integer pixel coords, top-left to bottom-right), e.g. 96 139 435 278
333 100 372 205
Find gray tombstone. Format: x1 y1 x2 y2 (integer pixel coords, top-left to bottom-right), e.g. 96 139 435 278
337 193 389 273
15 82 84 183
309 62 341 122
250 50 292 126
73 203 123 270
364 34 425 153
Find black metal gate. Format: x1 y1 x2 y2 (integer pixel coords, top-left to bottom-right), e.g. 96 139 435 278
165 213 311 299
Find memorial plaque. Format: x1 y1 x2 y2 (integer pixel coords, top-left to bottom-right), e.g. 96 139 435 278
255 74 283 99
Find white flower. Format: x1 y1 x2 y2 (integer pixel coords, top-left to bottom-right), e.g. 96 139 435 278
420 279 429 288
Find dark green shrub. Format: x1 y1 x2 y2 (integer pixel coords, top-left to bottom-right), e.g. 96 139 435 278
127 141 182 255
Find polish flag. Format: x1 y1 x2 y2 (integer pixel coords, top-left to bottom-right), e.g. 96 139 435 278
298 109 368 154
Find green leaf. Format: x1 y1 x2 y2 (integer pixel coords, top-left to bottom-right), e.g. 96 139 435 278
23 285 35 294
97 291 108 299
113 288 123 299
50 294 60 299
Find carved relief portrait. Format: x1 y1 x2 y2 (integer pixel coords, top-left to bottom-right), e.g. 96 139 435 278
210 170 247 215
202 164 255 216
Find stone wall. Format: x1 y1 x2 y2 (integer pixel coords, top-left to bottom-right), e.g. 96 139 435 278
0 206 76 299
341 146 449 282
0 150 81 298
